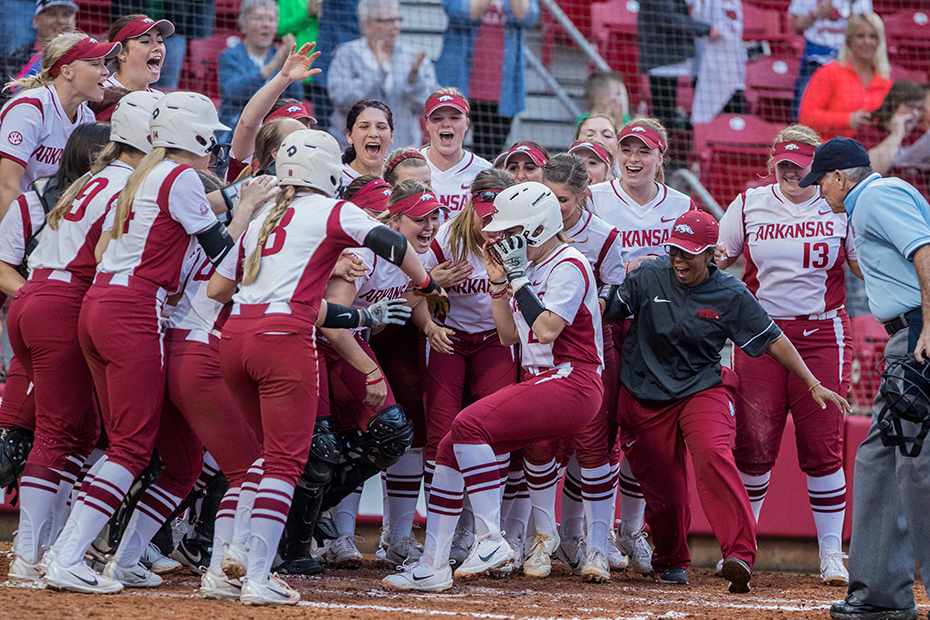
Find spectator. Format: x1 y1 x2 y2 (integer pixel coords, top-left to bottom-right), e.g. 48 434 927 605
277 0 320 107
582 71 629 126
218 0 302 144
574 114 620 178
1 0 36 56
691 0 747 124
637 0 718 134
314 0 362 132
856 80 925 177
435 0 540 161
798 13 891 140
0 0 77 107
328 0 437 150
568 139 614 185
789 0 872 120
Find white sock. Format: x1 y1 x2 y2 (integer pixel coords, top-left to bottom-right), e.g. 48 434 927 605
232 458 263 547
247 477 294 581
52 454 85 541
210 485 239 574
560 455 585 540
496 453 510 504
423 464 463 569
386 448 423 546
114 481 184 568
524 458 559 538
55 453 108 552
380 471 390 545
423 459 436 505
618 456 646 536
739 471 771 524
333 485 362 537
15 463 62 563
808 469 846 556
453 443 502 540
581 464 614 555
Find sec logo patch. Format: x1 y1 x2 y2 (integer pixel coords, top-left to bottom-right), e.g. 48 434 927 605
8 131 23 146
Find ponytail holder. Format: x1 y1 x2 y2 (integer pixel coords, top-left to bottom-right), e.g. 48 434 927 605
385 151 426 177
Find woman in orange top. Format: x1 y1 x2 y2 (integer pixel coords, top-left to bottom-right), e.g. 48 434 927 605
798 13 892 140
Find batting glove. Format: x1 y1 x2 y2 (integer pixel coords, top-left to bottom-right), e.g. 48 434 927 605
413 274 450 317
494 235 530 290
361 298 412 329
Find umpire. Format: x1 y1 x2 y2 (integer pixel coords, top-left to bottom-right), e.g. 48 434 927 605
800 137 930 620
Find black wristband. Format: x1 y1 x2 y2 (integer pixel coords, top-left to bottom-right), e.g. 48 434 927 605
514 285 546 328
321 302 364 329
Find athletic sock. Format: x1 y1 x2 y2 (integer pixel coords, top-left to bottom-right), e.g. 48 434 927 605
54 453 108 553
380 471 390 545
386 447 423 546
581 463 614 555
808 469 846 556
232 458 263 547
524 458 560 539
423 464 464 569
113 481 184 568
739 471 771 524
332 485 363 537
52 454 85 541
15 463 63 563
503 464 531 543
247 477 294 581
618 456 646 536
209 485 239 574
423 459 436 505
560 455 585 540
193 452 220 494
453 443 502 540
496 453 510 504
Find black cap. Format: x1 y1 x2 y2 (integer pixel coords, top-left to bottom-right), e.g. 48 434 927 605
799 137 871 188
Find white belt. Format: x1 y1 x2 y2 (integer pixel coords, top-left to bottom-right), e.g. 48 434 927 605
230 301 293 315
29 269 72 283
773 308 842 321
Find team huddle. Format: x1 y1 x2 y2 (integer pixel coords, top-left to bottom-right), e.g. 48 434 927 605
0 27 857 607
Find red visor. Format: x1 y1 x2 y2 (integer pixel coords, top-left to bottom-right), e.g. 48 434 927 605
619 124 666 152
472 188 502 218
112 17 175 44
265 102 317 125
569 140 612 166
390 191 448 217
425 93 469 117
50 37 121 77
772 141 816 167
665 211 718 254
498 143 547 168
351 178 393 212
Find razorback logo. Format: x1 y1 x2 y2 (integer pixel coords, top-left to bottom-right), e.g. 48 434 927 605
8 131 23 145
698 308 720 321
578 142 595 149
631 126 646 133
515 145 531 152
420 193 434 201
88 38 99 43
674 224 694 235
141 18 154 24
784 143 800 151
381 189 391 196
438 95 454 102
287 105 301 113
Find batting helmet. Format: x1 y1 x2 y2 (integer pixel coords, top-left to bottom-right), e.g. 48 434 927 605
150 91 230 156
275 129 343 196
110 90 162 155
482 182 563 247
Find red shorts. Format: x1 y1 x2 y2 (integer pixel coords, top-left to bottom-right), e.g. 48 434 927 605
422 328 518 462
369 322 426 447
733 312 851 477
319 334 395 434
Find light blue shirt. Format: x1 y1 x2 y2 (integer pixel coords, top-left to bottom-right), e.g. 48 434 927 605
845 172 930 322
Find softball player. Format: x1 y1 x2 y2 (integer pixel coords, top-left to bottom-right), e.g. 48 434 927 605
5 94 158 583
604 210 850 594
495 142 548 184
420 88 492 216
382 182 604 592
574 113 620 167
207 129 443 605
45 91 233 595
568 140 614 185
383 147 432 187
342 99 394 187
104 16 174 93
0 33 119 219
716 125 860 586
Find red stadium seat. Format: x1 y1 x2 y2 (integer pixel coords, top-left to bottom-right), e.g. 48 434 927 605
885 10 930 71
180 34 239 104
742 3 789 43
745 55 800 124
591 0 644 104
692 114 783 206
890 64 929 84
849 315 889 412
75 0 111 40
541 0 596 66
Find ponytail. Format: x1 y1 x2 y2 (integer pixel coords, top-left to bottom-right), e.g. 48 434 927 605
242 185 297 285
111 148 167 239
342 144 357 165
4 32 86 94
48 142 138 230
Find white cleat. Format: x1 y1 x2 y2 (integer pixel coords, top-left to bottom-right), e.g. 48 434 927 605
375 528 390 564
581 546 611 583
523 532 559 578
454 536 514 580
44 555 123 594
383 535 423 567
8 552 43 584
221 542 248 580
820 552 849 587
382 560 454 592
329 535 364 568
607 529 629 571
141 542 182 575
200 567 242 600
554 533 586 575
103 559 163 588
240 573 300 606
617 529 653 575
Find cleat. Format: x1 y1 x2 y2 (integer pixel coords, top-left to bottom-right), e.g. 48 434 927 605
103 558 162 588
141 542 181 575
581 546 611 583
8 552 43 583
821 552 849 587
275 553 324 576
714 557 724 577
490 530 523 577
553 533 585 575
607 528 629 571
221 542 248 580
829 600 918 620
44 555 123 594
453 536 514 580
656 567 689 585
382 560 453 592
240 573 300 606
449 523 474 568
375 528 390 563
721 557 752 593
383 535 423 567
329 535 364 568
617 529 653 575
172 535 211 576
523 532 559 578
200 567 242 600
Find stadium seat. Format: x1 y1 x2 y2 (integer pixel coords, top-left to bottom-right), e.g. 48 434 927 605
849 314 889 412
180 34 240 104
745 55 799 124
591 0 643 104
541 0 596 66
742 3 789 43
885 10 930 71
692 114 783 206
75 0 112 40
890 64 929 84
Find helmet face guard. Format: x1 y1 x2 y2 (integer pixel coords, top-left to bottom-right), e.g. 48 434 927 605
877 355 930 458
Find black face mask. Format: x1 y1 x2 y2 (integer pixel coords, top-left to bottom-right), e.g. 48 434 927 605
209 142 231 172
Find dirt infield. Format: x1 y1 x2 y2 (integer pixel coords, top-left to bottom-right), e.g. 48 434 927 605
1 544 927 620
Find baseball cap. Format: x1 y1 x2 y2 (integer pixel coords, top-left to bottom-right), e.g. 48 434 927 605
799 137 871 188
50 37 121 78
35 0 78 16
772 141 816 168
665 211 718 255
350 178 392 212
111 16 175 44
425 92 469 117
389 190 448 218
619 124 666 152
495 143 547 169
569 140 612 166
265 102 317 125
472 188 502 218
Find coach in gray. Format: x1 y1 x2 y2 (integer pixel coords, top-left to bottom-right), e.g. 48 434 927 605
800 137 930 620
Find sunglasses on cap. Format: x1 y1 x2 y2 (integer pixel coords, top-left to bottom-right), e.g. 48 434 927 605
472 189 501 204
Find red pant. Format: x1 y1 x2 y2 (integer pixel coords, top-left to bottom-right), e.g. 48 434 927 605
733 313 851 477
7 278 98 469
617 373 756 572
0 356 36 430
219 314 319 484
319 335 394 434
423 329 518 462
369 323 425 447
165 332 261 487
437 366 603 468
573 324 618 468
79 282 167 477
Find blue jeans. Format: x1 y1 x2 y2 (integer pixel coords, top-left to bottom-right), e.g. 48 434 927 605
0 0 36 55
156 34 186 90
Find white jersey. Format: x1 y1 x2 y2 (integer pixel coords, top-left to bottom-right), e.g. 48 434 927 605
0 84 96 193
165 245 222 337
564 209 626 286
31 161 133 283
421 220 495 334
99 160 217 292
588 180 695 262
420 146 491 219
789 0 872 64
0 189 44 266
351 247 410 308
101 75 163 94
341 164 361 194
718 183 856 319
514 245 604 374
217 195 382 315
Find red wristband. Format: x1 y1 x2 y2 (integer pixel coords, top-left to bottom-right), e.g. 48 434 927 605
490 287 508 299
414 276 431 290
366 374 385 386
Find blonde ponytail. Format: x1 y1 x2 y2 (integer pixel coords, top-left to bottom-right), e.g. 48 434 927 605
242 185 297 286
111 148 167 239
4 32 86 95
48 142 134 230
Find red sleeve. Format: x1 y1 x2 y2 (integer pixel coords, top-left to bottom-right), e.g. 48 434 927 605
798 63 853 137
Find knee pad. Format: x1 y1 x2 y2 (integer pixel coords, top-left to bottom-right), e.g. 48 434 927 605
366 404 413 469
0 427 33 488
301 417 342 488
321 430 380 512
